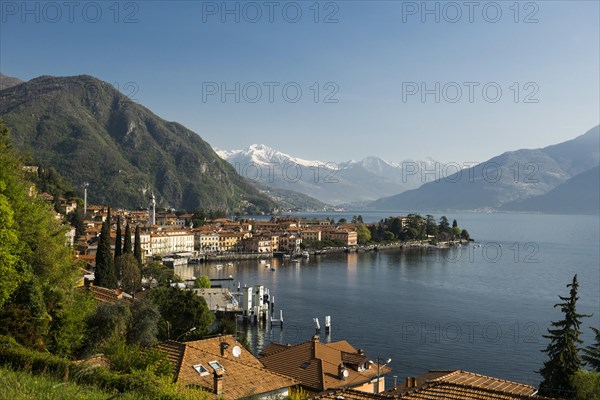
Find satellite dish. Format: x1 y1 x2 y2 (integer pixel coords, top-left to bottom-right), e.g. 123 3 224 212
343 369 349 378
232 345 242 358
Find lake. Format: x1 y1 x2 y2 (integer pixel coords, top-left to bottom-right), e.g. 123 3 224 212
176 212 600 386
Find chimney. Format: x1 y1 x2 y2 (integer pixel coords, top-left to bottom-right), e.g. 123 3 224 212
406 376 412 388
412 377 417 387
213 369 224 395
338 364 348 380
220 341 230 356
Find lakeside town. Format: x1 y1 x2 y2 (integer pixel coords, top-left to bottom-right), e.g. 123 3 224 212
1 119 599 400
2 0 600 397
25 194 567 400
59 191 472 268
9 186 590 400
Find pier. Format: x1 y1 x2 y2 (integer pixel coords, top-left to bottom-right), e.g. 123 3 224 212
191 281 284 329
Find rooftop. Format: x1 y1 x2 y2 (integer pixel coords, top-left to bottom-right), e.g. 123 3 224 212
157 335 297 399
386 370 552 400
260 336 389 392
309 370 553 400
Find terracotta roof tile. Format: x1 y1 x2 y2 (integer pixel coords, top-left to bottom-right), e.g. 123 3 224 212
311 369 554 400
259 342 292 357
86 285 132 304
260 337 388 392
384 370 554 400
158 336 297 399
311 388 393 400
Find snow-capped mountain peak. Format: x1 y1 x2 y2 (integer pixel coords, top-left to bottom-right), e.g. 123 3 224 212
216 144 321 167
215 144 446 205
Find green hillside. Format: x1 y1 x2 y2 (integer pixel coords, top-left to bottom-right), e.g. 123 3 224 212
0 75 275 212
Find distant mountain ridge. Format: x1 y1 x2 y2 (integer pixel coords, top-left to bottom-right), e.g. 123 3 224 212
502 166 600 214
370 126 600 212
0 74 275 212
0 73 24 90
216 144 448 205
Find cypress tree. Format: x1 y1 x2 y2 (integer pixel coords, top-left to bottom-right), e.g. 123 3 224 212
134 225 143 266
582 327 600 372
123 224 132 254
539 274 591 398
114 216 122 260
95 208 117 288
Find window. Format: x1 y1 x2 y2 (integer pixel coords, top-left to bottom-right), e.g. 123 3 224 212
193 364 209 376
208 361 224 371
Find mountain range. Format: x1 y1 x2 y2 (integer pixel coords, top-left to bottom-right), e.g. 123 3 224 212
370 126 600 214
2 73 597 215
216 144 448 205
0 74 275 212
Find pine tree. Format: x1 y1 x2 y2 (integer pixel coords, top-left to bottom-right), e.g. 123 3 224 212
134 225 143 266
539 274 591 398
95 209 117 288
123 224 132 254
438 216 450 232
114 216 122 260
582 327 600 372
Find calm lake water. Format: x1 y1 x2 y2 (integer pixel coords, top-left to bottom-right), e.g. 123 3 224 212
177 212 600 386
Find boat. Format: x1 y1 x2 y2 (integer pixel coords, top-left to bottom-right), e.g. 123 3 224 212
291 259 300 263
265 263 270 268
215 264 223 269
227 262 233 267
270 267 276 271
282 254 291 259
259 260 266 264
301 251 310 258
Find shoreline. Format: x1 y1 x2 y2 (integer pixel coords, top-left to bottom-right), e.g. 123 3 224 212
192 239 471 262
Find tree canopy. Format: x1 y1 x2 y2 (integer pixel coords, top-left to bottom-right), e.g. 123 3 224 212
95 210 117 289
0 119 82 351
134 225 142 266
539 274 591 398
582 327 600 372
194 276 211 289
356 224 371 245
119 253 142 295
147 286 213 341
123 224 132 254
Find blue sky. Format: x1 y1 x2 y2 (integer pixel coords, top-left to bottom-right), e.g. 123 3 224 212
1 0 599 163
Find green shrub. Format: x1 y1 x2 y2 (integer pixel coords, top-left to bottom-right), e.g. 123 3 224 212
0 335 208 399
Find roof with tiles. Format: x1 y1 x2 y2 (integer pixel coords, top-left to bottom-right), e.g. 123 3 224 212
384 370 553 400
85 285 132 304
259 336 389 392
310 370 554 400
258 342 292 357
435 370 536 396
310 388 393 400
157 336 297 399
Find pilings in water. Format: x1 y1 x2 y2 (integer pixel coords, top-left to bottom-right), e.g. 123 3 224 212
235 284 284 330
315 315 332 335
271 310 284 329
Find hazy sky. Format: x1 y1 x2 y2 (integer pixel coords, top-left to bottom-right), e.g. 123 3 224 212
1 1 599 163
